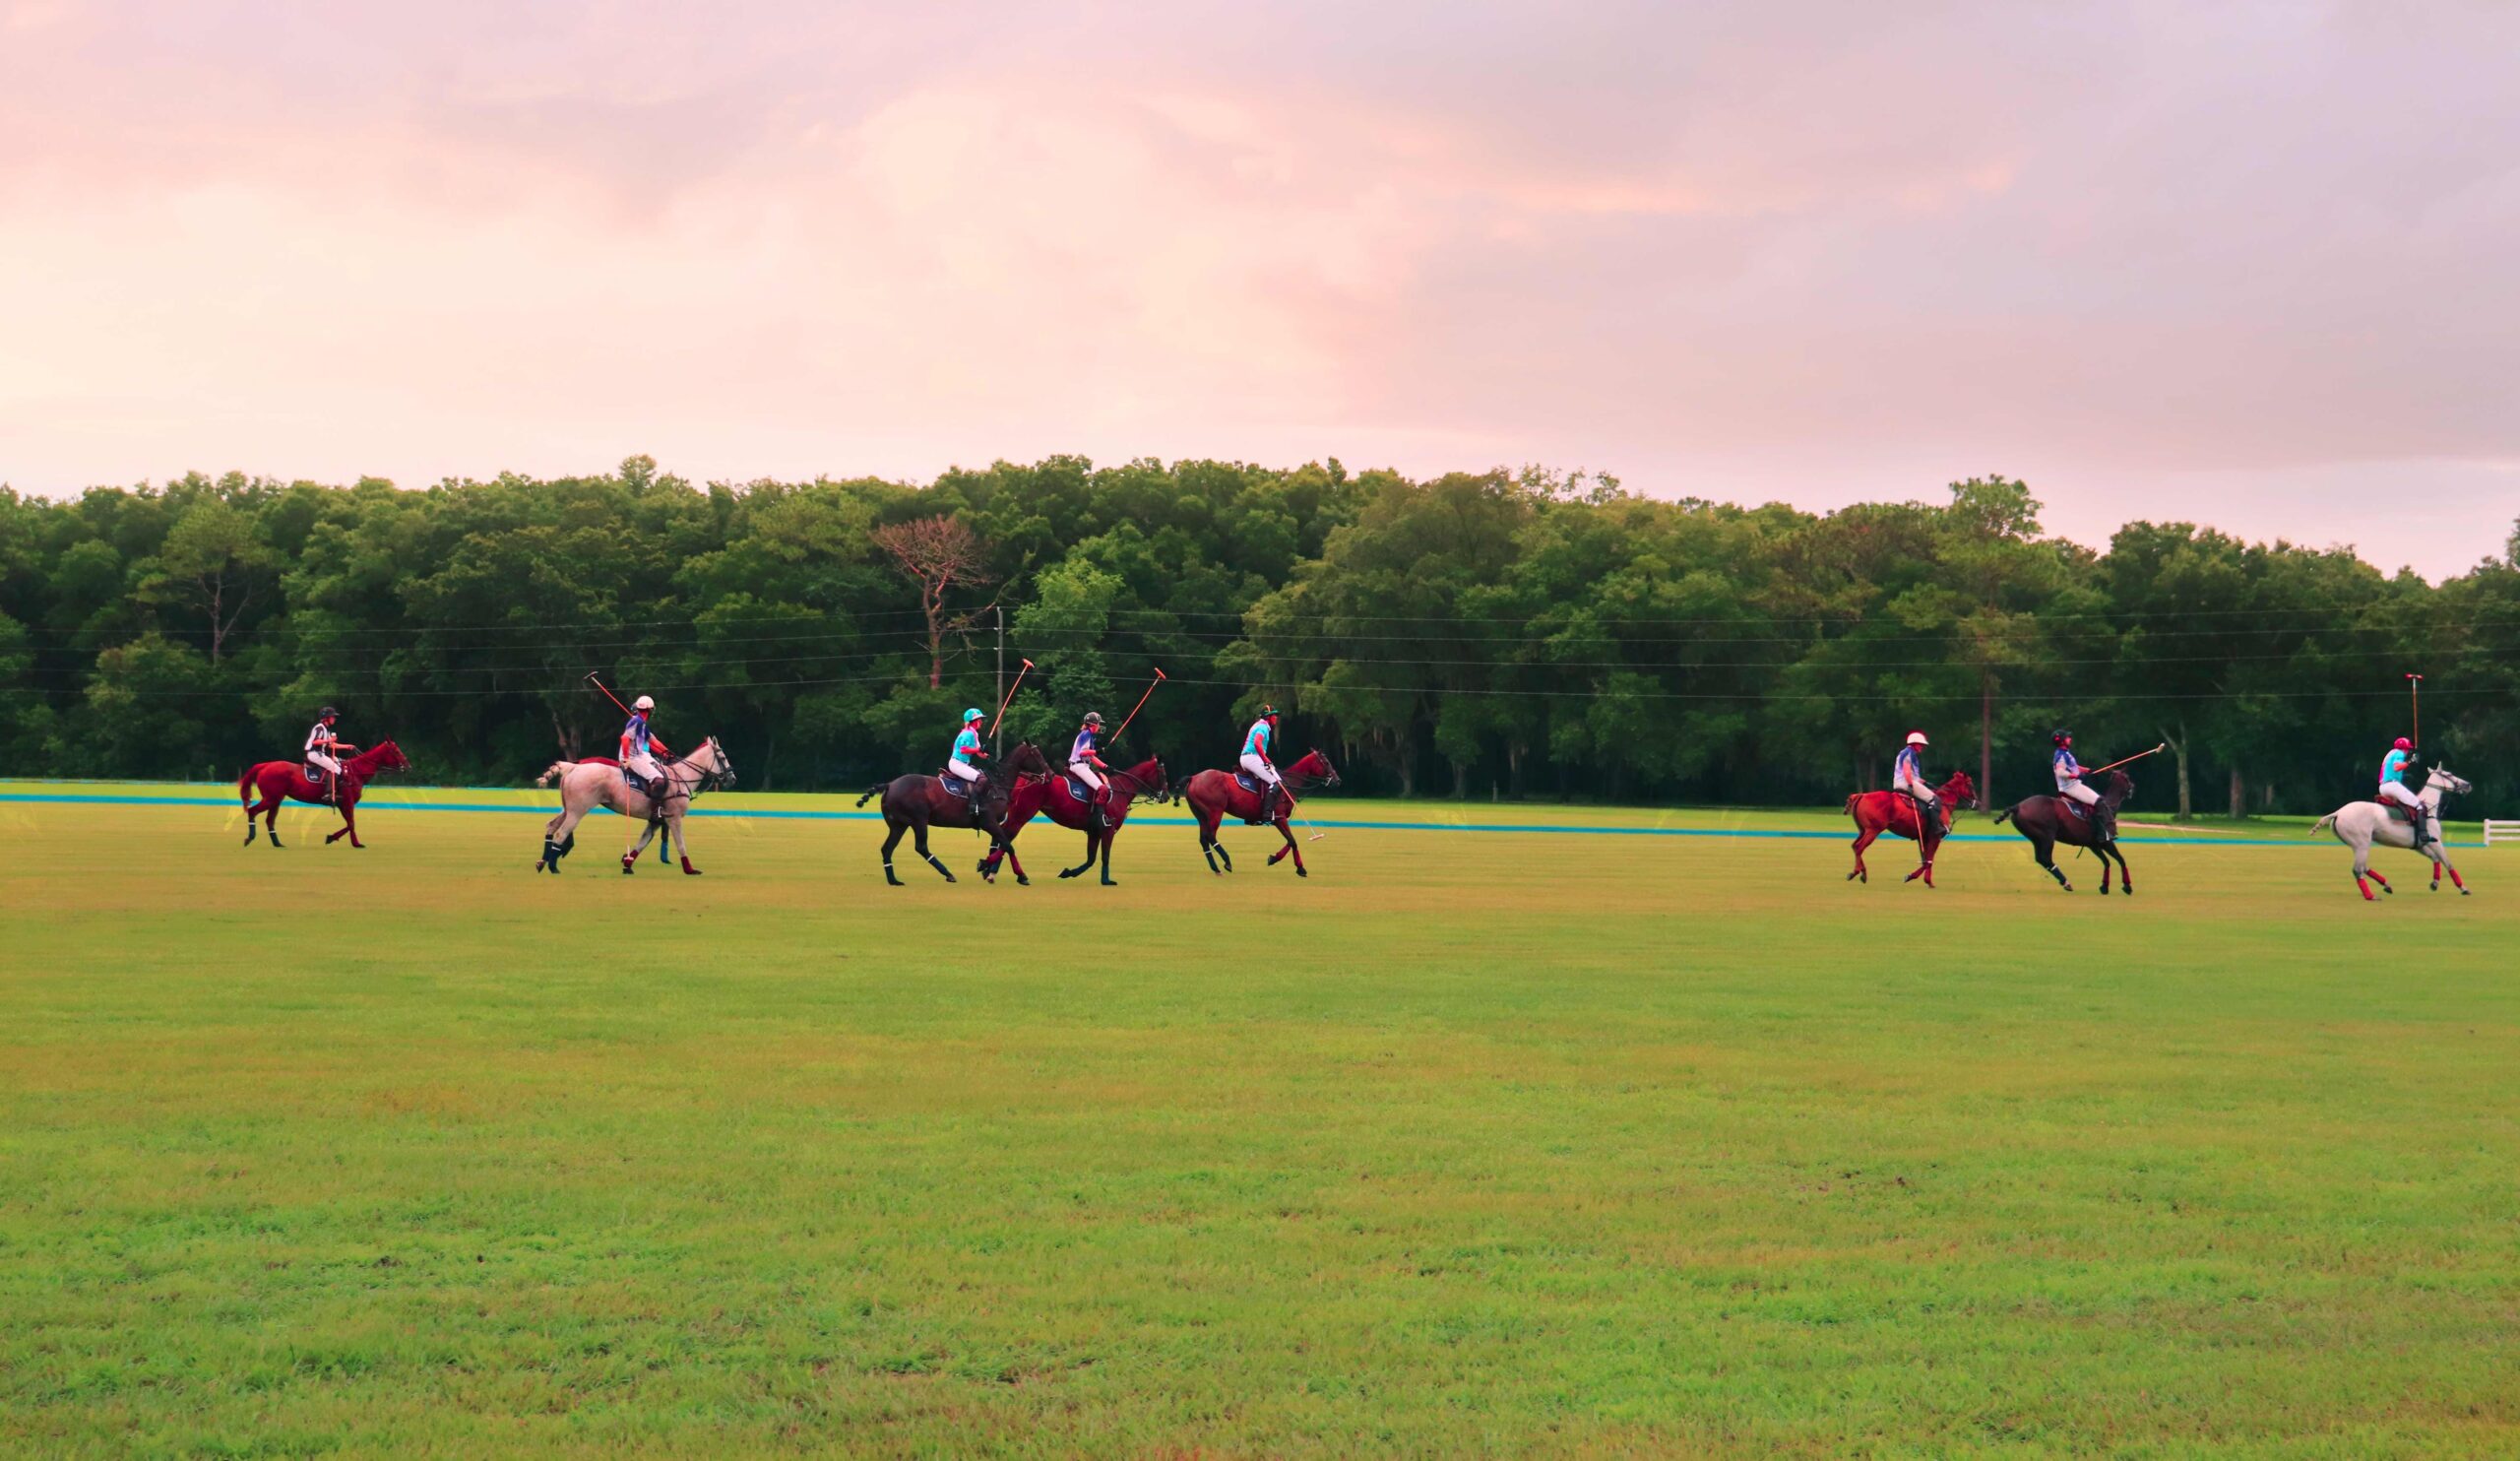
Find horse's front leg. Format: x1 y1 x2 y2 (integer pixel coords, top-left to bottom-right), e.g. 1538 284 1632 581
1099 825 1119 886
1849 826 1876 883
672 815 701 875
623 817 659 874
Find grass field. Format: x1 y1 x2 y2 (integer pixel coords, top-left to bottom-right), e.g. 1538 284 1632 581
4 783 2516 1457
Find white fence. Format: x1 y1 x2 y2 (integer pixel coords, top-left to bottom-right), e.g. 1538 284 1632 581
2487 820 2520 846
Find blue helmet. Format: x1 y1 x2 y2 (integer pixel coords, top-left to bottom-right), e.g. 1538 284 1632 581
963 707 984 724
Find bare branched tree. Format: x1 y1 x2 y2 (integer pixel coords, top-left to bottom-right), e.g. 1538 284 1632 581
871 515 993 688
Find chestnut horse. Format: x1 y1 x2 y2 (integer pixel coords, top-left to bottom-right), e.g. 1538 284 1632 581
238 739 413 849
1990 770 2137 894
976 754 1170 887
1843 769 1977 887
1174 749 1341 877
856 740 1049 885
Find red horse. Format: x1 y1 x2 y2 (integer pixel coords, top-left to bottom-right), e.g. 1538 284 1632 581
1844 770 1977 886
1174 749 1341 877
238 739 413 849
978 755 1169 886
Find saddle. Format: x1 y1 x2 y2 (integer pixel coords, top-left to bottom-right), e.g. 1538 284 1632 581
1234 769 1265 794
2378 800 2424 825
1064 773 1098 802
939 770 979 800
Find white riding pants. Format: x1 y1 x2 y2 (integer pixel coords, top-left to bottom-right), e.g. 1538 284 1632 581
2377 781 2425 816
1070 763 1104 794
1240 752 1280 788
625 751 664 784
306 751 342 778
2059 780 2102 811
947 761 985 787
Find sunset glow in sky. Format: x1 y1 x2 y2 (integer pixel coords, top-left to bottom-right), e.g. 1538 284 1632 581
5 1 2516 575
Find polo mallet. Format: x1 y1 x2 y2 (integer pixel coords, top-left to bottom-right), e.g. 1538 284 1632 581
585 670 632 717
2407 672 2424 747
2087 743 2168 777
1113 667 1166 739
988 659 1035 737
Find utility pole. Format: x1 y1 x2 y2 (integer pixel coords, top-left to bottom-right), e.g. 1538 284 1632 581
995 604 1006 759
1980 672 1993 816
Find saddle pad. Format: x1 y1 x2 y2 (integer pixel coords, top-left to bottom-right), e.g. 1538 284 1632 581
1235 770 1263 794
1064 775 1096 801
941 772 973 798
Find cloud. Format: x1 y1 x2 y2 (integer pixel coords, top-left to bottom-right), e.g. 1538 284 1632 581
2 1 2516 576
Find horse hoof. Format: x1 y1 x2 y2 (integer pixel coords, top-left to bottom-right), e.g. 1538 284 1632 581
1058 869 1080 879
681 866 702 876
1296 867 1308 878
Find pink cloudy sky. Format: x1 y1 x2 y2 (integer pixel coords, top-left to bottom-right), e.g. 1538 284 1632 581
4 1 2515 576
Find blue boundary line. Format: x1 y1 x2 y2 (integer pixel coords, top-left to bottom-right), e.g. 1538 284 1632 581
0 791 2405 846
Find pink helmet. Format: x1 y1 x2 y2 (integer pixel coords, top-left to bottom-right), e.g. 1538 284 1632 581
2394 736 2412 750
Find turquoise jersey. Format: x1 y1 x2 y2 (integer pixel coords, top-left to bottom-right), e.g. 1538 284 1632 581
1242 720 1273 759
2379 748 2411 787
953 727 982 766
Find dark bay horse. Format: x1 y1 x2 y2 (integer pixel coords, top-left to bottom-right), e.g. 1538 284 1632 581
1176 749 1341 877
238 740 413 849
856 741 1048 885
978 755 1169 887
1844 770 1977 887
1991 770 2135 894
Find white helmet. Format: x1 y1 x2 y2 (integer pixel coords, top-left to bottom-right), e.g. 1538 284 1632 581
633 695 655 711
1905 730 1928 746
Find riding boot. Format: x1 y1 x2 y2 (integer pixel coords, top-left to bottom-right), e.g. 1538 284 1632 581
1092 790 1109 831
1259 785 1280 825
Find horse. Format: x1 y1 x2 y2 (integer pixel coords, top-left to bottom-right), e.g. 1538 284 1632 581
533 735 736 875
1843 770 1977 887
855 740 1050 886
2309 766 2474 900
1989 770 2135 894
238 739 413 849
977 754 1169 887
1174 749 1342 877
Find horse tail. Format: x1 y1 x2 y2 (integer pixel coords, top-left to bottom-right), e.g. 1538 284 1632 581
1990 806 2015 827
2308 812 2339 838
237 764 255 804
1843 793 1859 818
535 760 573 789
855 783 885 808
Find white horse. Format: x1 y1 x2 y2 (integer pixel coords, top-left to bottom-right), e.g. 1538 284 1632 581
2309 765 2473 900
534 735 736 875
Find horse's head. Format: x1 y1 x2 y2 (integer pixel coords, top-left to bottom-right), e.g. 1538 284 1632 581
1118 755 1167 801
1292 748 1342 790
2426 766 2473 795
1936 769 1977 809
2102 769 2134 804
364 740 412 774
695 734 736 791
1005 740 1052 778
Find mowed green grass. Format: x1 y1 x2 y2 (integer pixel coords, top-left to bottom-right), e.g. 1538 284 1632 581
3 785 2515 1458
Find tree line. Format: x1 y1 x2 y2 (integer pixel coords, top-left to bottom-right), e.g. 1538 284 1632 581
1 456 2512 817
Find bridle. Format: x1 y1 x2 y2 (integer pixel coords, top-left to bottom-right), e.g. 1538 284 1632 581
1103 761 1169 805
664 735 732 800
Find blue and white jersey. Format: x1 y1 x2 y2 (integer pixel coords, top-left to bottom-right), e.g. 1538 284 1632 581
1893 744 1924 791
2052 746 2085 790
952 727 983 767
305 722 339 755
619 711 651 760
1242 719 1274 761
1069 727 1101 765
2379 747 2412 787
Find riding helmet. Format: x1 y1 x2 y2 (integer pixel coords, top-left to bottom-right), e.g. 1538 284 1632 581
1261 704 1280 719
318 706 338 720
2052 729 2072 745
1905 730 1927 746
633 694 656 711
1082 712 1103 726
2394 736 2413 749
963 707 984 724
